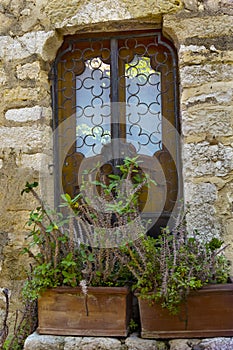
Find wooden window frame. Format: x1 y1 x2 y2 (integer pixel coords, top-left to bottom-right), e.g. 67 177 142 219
51 30 182 235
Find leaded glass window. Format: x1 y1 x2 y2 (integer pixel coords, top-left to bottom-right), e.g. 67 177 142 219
51 30 181 235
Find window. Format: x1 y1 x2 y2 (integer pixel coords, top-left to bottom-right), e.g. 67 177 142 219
51 30 181 235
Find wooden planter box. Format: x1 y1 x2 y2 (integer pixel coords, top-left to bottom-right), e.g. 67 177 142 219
38 286 132 336
137 284 233 339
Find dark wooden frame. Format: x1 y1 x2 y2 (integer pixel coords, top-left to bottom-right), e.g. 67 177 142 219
51 30 182 236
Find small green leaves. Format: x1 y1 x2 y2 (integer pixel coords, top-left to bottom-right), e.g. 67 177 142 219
21 181 38 195
206 237 223 251
61 253 76 268
21 156 157 302
61 193 72 202
122 218 230 315
45 224 56 233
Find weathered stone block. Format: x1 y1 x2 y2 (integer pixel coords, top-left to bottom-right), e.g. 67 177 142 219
221 0 233 14
179 43 233 66
5 106 50 122
0 13 14 35
183 142 233 177
9 0 25 16
183 181 222 238
0 126 50 153
198 337 233 349
186 203 221 239
53 0 131 29
63 337 82 350
0 68 7 85
0 67 7 85
44 0 181 29
16 153 44 171
184 182 217 205
121 0 183 19
0 31 59 61
16 62 40 80
180 64 233 88
163 15 233 42
183 0 198 11
182 107 233 137
3 86 41 106
125 334 167 350
79 337 122 350
204 0 221 12
181 82 233 107
19 31 57 61
179 44 209 65
216 180 233 214
24 332 65 350
169 339 200 350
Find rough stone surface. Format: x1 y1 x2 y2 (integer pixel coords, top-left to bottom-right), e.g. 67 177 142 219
183 142 233 177
24 333 65 350
180 64 233 88
5 106 50 122
0 31 56 60
15 153 44 171
0 126 50 153
63 337 82 350
169 337 233 349
125 334 166 349
185 182 217 205
23 334 233 350
186 204 221 239
0 67 7 85
182 107 233 138
198 337 233 350
16 62 41 80
179 44 233 66
79 337 122 350
44 0 182 29
52 0 132 29
181 82 233 107
163 15 233 43
169 338 200 350
3 86 45 108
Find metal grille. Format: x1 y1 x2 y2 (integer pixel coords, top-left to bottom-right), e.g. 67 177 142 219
51 30 181 235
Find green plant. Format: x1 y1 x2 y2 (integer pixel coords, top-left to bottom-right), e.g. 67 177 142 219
21 194 82 300
128 318 139 333
122 214 230 315
21 156 151 300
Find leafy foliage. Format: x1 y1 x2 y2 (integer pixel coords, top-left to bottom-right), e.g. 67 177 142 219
121 216 230 315
21 157 149 300
21 156 230 319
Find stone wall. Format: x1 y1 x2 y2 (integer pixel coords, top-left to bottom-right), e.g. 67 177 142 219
0 0 232 336
23 333 233 350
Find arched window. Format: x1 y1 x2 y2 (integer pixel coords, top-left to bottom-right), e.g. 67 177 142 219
51 30 181 236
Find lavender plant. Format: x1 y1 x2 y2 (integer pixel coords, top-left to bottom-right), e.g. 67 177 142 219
21 157 150 300
121 214 230 315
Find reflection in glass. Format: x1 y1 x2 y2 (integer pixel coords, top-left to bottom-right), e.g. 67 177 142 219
125 56 162 156
76 58 111 157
